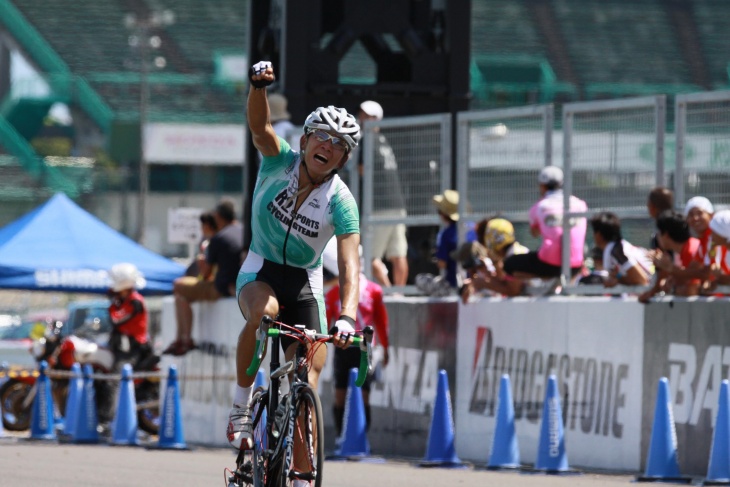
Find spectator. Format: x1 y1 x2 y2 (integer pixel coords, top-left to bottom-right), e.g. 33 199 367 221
107 263 149 369
705 210 730 288
590 211 653 287
685 196 714 264
268 93 298 147
324 244 389 437
432 189 463 288
164 198 244 356
460 218 529 300
577 246 610 285
639 210 700 302
356 100 409 288
647 186 674 250
503 166 588 281
184 211 218 279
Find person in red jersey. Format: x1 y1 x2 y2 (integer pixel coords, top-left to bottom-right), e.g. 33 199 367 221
323 239 389 437
107 262 149 369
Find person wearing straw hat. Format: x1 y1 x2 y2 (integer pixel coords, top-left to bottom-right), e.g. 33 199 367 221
432 189 463 288
268 93 297 147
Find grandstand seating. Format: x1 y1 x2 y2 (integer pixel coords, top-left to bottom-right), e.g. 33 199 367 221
693 0 730 88
552 0 690 86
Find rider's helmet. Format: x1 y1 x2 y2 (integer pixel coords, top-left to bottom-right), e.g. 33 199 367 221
484 218 516 253
303 106 361 152
108 263 146 292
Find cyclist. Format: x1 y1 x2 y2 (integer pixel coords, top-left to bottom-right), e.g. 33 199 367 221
228 61 361 463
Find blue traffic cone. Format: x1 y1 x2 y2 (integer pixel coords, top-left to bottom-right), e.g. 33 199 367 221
535 375 570 473
419 370 465 468
72 364 99 443
706 380 730 484
334 368 370 458
62 363 83 437
155 365 187 449
30 360 56 440
111 364 139 446
636 377 691 483
488 374 521 470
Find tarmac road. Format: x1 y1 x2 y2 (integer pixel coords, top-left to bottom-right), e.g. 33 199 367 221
0 439 639 487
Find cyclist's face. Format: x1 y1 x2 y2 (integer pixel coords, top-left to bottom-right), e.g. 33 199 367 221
301 130 349 176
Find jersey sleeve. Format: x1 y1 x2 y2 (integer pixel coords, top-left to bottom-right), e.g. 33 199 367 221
259 137 296 176
331 184 360 236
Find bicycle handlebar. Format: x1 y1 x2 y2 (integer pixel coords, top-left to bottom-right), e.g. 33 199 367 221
246 315 374 387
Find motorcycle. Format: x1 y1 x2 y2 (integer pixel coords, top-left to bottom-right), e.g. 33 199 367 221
0 319 160 435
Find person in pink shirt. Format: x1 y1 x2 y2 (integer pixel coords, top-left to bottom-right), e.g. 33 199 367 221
503 166 588 279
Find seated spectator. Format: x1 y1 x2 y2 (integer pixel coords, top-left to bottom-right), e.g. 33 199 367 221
590 212 653 287
503 166 588 281
577 246 610 285
461 218 530 301
703 210 730 290
639 210 700 303
164 199 244 355
432 189 463 289
184 211 218 279
685 196 714 265
647 186 674 250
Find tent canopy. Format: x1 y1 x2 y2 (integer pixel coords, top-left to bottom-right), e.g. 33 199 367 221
0 193 185 295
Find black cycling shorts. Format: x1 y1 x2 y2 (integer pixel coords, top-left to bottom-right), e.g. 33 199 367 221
333 346 372 391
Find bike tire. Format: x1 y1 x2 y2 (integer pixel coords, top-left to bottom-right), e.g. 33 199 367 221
250 387 269 487
0 380 33 431
276 384 324 487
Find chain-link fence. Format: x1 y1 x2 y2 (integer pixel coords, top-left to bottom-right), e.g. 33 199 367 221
456 105 554 228
359 114 452 274
675 90 730 209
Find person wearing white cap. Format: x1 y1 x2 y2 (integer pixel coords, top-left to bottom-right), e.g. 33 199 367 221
107 263 149 369
705 210 730 288
685 196 714 263
356 100 410 288
503 166 588 282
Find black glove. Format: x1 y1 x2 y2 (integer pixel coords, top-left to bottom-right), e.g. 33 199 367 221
249 61 273 89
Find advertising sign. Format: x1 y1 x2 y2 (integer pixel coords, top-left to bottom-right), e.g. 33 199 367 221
455 297 644 470
145 123 245 164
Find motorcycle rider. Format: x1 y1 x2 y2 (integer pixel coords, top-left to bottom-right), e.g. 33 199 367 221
107 263 150 369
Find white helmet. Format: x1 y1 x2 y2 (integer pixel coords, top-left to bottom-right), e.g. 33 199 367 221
109 263 146 292
304 106 361 151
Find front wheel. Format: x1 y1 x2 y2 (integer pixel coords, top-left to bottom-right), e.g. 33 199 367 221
278 384 324 487
0 380 33 431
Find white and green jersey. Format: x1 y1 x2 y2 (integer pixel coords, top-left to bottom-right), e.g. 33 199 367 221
249 137 359 269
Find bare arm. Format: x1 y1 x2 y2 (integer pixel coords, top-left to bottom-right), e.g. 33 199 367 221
247 65 280 157
336 233 361 322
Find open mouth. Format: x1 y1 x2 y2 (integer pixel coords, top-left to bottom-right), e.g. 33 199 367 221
313 153 329 164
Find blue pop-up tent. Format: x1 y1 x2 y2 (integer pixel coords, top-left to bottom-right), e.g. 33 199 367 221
0 193 185 294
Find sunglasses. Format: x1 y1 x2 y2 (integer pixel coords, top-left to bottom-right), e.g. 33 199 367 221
309 129 348 151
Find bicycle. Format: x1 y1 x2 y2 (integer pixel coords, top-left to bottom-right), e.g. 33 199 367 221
226 315 374 487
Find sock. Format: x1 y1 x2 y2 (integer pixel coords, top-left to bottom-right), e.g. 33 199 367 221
233 385 252 408
293 480 309 487
333 406 345 437
365 404 371 432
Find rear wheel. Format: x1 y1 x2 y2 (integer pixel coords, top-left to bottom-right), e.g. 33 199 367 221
278 384 324 487
0 380 33 431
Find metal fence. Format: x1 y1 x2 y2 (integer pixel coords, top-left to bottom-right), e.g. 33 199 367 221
359 113 452 274
675 90 730 209
455 105 554 230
